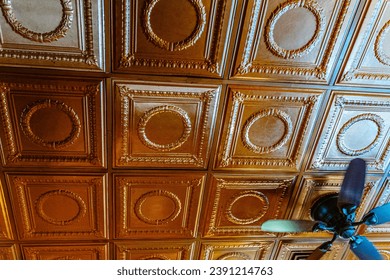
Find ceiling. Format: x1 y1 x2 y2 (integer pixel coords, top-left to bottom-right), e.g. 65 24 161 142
0 0 389 260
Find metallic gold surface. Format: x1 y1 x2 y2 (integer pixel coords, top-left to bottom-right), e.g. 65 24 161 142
0 0 389 260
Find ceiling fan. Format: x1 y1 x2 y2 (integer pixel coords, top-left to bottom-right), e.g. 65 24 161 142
261 158 390 260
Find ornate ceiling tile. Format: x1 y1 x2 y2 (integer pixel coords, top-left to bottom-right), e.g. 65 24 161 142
114 0 237 77
231 0 359 83
338 0 390 87
199 240 274 260
114 81 220 168
202 174 295 237
115 173 205 239
274 239 347 260
6 173 107 241
0 181 13 241
21 244 108 260
215 86 323 171
0 77 105 167
0 245 19 260
0 0 105 70
115 241 195 260
308 91 390 172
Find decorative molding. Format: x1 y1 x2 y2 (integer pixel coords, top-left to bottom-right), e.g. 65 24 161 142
20 99 81 149
336 113 385 156
241 109 293 154
264 0 325 59
137 105 192 152
142 0 206 51
201 242 273 260
374 20 390 66
217 252 251 260
0 0 73 43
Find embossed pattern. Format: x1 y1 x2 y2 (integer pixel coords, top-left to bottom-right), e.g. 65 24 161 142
0 0 389 260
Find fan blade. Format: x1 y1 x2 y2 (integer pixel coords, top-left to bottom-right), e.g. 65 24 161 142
363 202 390 225
350 236 383 260
261 220 317 233
306 241 333 260
338 158 366 217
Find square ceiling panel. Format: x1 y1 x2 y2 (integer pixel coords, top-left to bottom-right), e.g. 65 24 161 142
113 81 220 169
199 240 274 260
115 173 205 239
0 77 105 168
114 0 237 77
202 174 295 238
231 0 359 83
338 0 390 87
214 86 323 171
308 91 390 172
115 241 195 260
0 0 105 70
6 173 107 241
21 244 109 260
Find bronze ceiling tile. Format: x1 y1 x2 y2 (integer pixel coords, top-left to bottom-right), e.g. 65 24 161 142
199 240 274 260
308 91 390 172
6 173 108 241
113 81 220 169
21 243 108 260
115 173 205 239
0 78 105 167
231 0 359 83
115 240 195 260
215 86 323 171
338 0 390 87
0 0 105 70
202 174 295 238
0 244 19 260
113 0 237 77
273 239 348 260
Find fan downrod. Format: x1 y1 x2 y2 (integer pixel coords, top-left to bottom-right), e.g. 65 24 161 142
311 194 355 238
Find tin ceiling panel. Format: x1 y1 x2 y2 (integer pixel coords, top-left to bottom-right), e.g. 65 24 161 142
0 0 105 70
338 0 390 87
0 0 389 260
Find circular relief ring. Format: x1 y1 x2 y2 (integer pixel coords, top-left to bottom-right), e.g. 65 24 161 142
264 0 325 59
134 190 182 225
20 99 81 149
337 113 385 156
142 0 206 51
242 109 293 154
35 190 87 226
0 0 73 43
138 105 192 152
217 252 251 260
225 191 269 225
374 20 390 66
